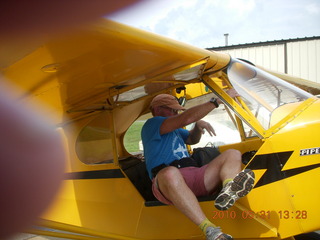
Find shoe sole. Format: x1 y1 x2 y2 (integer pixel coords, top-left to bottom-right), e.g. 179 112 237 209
216 233 233 240
214 169 255 211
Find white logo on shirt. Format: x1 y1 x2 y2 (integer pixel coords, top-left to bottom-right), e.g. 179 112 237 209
173 143 188 159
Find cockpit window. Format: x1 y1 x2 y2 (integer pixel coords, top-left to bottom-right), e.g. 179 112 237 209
184 95 242 148
113 62 206 104
227 59 312 129
76 112 114 164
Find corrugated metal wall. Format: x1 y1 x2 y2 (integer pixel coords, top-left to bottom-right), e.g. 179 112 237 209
210 37 320 84
287 39 320 83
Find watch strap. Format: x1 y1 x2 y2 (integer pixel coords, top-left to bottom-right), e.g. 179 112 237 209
210 98 219 108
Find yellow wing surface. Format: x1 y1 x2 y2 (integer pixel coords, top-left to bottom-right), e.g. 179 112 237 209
1 19 320 240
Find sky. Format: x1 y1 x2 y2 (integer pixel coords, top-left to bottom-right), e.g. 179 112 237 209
109 0 320 48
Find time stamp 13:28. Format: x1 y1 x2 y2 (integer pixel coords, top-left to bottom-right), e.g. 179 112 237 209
212 210 308 220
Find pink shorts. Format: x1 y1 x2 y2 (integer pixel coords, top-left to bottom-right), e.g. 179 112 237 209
152 165 209 205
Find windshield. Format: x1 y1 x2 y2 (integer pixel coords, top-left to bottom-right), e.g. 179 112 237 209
227 59 313 129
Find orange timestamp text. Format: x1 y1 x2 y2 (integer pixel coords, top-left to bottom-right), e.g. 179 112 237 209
212 210 308 220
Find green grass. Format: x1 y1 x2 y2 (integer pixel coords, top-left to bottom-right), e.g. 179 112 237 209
124 121 145 153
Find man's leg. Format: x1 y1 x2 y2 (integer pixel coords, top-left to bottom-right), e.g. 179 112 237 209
203 149 255 211
204 149 242 193
157 166 206 225
156 166 232 239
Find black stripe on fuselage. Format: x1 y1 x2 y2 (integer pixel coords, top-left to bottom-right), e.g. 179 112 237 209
64 169 125 180
247 151 320 188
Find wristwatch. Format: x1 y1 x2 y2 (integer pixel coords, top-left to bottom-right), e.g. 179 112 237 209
210 97 219 108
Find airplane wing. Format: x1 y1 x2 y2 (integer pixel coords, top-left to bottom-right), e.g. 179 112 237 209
0 19 230 125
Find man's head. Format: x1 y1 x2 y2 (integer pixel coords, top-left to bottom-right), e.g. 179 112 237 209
150 94 185 116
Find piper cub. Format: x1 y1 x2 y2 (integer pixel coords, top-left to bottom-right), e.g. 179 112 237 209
1 19 320 240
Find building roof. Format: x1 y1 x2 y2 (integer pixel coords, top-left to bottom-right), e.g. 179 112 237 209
207 36 320 51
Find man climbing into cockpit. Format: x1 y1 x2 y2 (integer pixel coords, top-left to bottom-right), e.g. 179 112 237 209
141 91 255 240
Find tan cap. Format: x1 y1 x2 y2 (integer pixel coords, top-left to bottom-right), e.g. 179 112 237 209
150 94 186 110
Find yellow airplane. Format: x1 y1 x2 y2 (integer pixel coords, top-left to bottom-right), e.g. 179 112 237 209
1 19 320 240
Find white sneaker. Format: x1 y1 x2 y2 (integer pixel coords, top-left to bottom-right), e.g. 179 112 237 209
214 169 255 211
206 227 233 240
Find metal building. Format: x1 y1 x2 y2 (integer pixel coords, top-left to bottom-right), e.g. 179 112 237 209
208 36 320 84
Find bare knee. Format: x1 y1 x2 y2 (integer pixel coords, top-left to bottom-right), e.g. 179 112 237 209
218 149 242 167
224 149 241 160
157 166 183 189
225 150 242 170
207 149 241 169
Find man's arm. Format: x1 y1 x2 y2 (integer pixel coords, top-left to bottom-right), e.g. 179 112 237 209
160 101 217 135
160 89 239 135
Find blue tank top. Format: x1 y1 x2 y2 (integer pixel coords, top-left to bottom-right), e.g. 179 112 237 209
141 116 190 179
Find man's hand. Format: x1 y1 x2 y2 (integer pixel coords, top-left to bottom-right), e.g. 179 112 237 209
195 120 216 137
226 88 240 98
186 120 216 145
217 88 240 104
